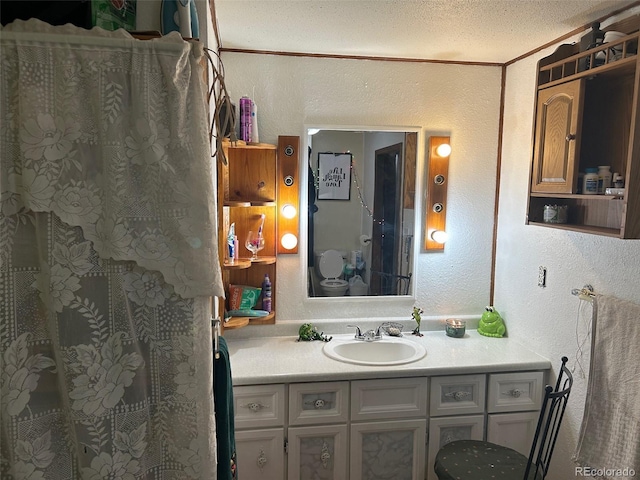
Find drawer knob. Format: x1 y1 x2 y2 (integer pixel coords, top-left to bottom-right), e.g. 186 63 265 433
257 449 268 469
566 133 576 142
505 389 523 398
445 390 471 401
314 399 326 409
321 441 331 468
244 401 268 412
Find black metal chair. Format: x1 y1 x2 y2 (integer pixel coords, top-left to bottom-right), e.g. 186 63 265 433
433 356 573 480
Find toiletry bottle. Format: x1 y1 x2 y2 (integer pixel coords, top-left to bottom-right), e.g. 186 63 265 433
262 274 272 312
597 165 611 194
239 96 252 142
250 100 259 144
613 173 624 188
583 168 599 194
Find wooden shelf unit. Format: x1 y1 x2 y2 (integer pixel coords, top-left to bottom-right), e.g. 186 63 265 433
218 140 278 328
526 23 640 238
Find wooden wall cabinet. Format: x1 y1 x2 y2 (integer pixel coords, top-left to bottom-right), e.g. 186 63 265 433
527 25 640 238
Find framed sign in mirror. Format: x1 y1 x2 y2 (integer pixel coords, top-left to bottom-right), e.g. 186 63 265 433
318 152 352 200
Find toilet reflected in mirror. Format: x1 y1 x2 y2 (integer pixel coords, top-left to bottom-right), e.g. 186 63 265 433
314 249 350 296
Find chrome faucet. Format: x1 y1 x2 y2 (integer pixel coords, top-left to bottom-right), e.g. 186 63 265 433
347 324 383 342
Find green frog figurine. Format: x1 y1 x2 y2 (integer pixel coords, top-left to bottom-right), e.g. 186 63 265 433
478 306 506 338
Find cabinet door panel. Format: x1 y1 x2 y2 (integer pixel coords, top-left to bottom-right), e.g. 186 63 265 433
488 411 539 456
531 79 584 193
426 415 484 480
350 419 427 480
236 428 285 479
288 424 348 480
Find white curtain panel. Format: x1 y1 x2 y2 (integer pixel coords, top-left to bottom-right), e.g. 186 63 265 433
1 19 223 479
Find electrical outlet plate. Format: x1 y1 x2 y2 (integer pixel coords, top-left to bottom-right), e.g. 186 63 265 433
538 266 547 287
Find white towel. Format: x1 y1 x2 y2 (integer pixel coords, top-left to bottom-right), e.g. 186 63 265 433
574 294 640 479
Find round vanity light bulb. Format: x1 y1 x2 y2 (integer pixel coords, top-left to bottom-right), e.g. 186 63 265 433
436 143 452 157
281 233 298 250
282 204 297 219
431 230 448 244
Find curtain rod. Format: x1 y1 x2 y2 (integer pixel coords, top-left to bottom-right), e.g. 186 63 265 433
0 29 192 53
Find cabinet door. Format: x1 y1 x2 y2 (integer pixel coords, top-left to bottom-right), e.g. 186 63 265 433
426 415 484 480
488 411 539 456
236 428 285 479
350 419 427 480
531 79 585 193
288 424 348 480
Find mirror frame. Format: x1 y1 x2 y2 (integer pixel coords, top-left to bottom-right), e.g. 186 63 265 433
301 124 424 311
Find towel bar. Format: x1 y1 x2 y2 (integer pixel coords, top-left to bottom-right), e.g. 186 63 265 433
571 284 595 301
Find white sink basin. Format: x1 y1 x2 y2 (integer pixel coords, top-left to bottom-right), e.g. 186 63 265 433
323 336 426 366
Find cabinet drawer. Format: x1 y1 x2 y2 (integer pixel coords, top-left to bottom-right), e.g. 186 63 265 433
351 377 428 421
488 371 544 413
234 384 286 429
235 428 285 479
430 374 486 416
289 381 349 426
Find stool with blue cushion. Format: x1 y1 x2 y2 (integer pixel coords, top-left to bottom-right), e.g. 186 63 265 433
433 357 572 480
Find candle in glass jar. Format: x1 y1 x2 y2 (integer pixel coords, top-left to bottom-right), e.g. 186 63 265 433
445 318 466 338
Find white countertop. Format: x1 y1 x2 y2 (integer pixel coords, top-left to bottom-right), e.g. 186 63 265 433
226 330 552 386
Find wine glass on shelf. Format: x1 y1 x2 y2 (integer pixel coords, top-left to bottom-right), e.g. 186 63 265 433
245 231 265 261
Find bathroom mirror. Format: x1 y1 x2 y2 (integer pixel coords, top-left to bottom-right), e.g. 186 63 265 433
306 127 419 298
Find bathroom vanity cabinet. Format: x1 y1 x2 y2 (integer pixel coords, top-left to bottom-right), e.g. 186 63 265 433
218 140 278 328
232 370 546 480
527 24 640 238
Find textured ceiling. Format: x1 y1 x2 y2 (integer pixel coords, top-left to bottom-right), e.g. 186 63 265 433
215 0 637 63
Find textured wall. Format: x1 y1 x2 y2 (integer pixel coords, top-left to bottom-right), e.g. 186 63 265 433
221 53 502 321
497 23 640 480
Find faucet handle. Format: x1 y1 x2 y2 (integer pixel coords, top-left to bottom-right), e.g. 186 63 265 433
346 324 363 338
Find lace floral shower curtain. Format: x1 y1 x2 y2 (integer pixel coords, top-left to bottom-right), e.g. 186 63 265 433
1 19 224 479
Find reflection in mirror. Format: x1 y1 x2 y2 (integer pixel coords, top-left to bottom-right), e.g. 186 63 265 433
307 128 418 298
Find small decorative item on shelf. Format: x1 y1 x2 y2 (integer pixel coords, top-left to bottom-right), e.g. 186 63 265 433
245 230 265 260
478 306 506 338
297 323 332 342
445 318 466 338
380 322 404 337
411 307 424 337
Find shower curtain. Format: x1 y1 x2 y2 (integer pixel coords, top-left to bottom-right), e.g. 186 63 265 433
1 19 224 479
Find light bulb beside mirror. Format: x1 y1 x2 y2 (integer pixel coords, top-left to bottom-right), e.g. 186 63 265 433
280 233 298 250
436 143 451 157
430 229 448 244
281 204 297 219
